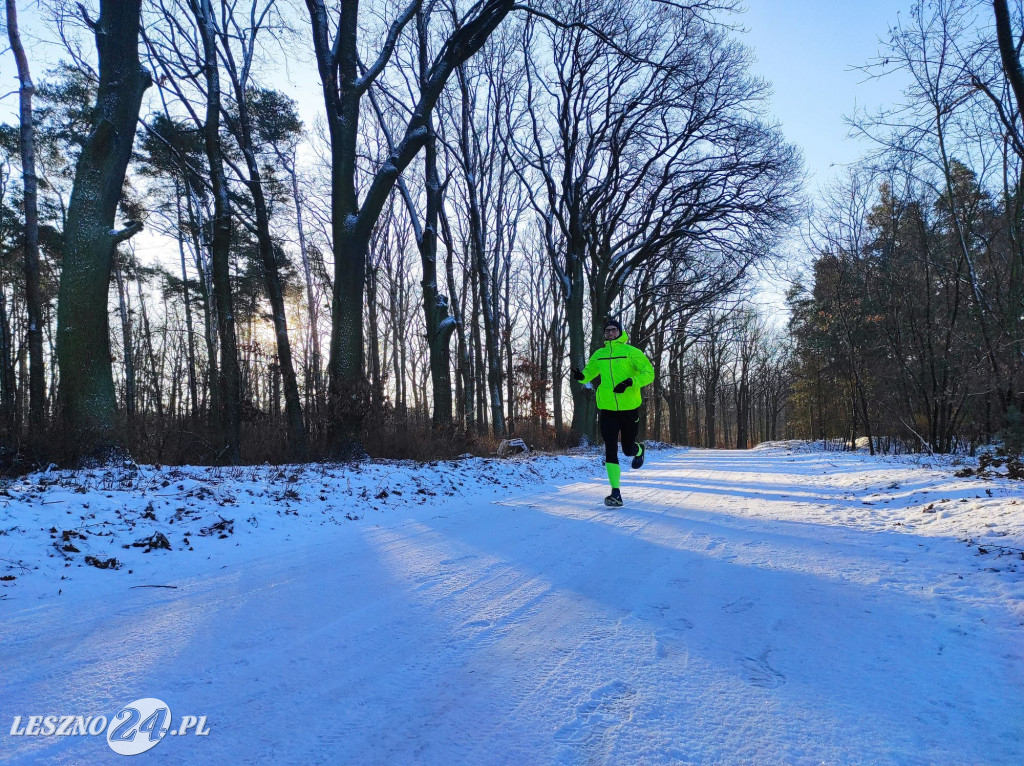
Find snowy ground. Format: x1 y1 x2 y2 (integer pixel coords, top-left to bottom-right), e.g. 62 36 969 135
1 445 1023 764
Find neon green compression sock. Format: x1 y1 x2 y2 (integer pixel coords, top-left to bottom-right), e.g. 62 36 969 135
605 461 621 489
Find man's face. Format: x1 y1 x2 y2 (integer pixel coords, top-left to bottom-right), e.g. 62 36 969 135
603 324 621 340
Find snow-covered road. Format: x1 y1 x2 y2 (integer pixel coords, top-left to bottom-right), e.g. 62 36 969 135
2 447 1023 764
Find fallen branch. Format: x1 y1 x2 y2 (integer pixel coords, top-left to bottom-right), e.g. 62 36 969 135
51 542 73 560
130 584 179 589
962 537 1024 557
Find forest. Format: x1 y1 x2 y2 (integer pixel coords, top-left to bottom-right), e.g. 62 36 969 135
788 0 1024 457
0 0 1021 466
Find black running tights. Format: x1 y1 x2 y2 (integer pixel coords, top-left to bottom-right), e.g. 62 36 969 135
599 408 640 464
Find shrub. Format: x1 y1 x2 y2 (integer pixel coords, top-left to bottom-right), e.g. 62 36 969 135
998 406 1024 458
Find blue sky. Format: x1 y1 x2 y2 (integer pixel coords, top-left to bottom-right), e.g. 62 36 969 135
737 0 917 311
740 0 915 195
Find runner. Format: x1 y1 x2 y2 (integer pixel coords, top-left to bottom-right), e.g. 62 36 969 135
572 318 655 506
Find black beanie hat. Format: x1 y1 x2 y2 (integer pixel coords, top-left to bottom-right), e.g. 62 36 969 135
604 318 622 332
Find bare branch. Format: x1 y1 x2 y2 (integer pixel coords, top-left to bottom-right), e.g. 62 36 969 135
355 0 420 95
111 220 144 244
76 1 98 30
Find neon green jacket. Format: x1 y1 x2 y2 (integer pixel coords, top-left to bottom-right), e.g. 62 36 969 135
580 332 656 411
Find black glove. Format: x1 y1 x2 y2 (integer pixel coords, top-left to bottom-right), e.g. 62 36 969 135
613 378 633 394
572 367 585 382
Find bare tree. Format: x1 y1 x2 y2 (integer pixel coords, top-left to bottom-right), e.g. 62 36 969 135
518 0 798 440
216 0 307 459
730 308 763 449
368 6 459 430
189 0 243 462
55 0 152 459
450 28 528 437
303 0 518 452
5 0 46 435
694 310 730 448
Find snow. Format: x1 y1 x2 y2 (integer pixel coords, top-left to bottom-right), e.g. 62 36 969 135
1 446 1022 764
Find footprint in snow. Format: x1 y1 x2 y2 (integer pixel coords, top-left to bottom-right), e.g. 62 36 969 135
654 627 693 660
438 554 478 566
640 603 694 629
722 597 755 614
738 650 786 689
413 572 443 588
554 680 637 747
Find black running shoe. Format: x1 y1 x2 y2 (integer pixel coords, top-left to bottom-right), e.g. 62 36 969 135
604 489 623 507
631 443 645 469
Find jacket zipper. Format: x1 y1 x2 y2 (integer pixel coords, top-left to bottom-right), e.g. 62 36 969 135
607 340 621 411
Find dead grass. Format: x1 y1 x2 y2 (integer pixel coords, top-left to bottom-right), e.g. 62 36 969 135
3 408 591 471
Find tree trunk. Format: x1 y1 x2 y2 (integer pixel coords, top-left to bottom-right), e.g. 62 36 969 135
405 14 457 432
691 370 700 445
456 260 475 434
388 266 403 417
474 240 505 437
186 189 219 423
456 64 505 437
228 93 307 459
705 380 716 449
500 243 514 432
679 362 689 446
287 157 323 416
366 263 383 411
6 0 45 434
653 329 664 441
0 288 16 438
176 191 199 421
17 341 27 434
191 0 241 463
113 257 135 420
55 0 150 461
471 267 486 433
551 312 563 433
566 253 595 440
503 285 515 433
667 349 679 443
994 0 1024 416
135 274 163 421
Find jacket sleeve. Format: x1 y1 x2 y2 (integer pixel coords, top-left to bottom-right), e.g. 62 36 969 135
631 346 655 388
580 352 601 384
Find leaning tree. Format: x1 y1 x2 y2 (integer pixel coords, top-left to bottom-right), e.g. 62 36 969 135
55 0 151 460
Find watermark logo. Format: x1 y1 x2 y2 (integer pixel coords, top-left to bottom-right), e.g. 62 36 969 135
10 698 209 756
107 698 171 756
